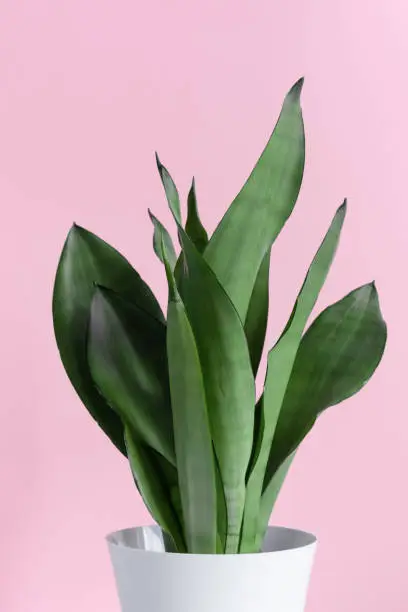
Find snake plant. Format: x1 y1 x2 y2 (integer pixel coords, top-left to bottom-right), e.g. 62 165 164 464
53 79 387 554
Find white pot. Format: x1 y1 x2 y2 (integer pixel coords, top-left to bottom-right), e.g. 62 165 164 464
107 525 317 612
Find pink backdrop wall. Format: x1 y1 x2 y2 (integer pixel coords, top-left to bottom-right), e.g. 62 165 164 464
0 1 406 610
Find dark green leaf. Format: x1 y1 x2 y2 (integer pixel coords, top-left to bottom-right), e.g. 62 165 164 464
124 427 185 552
155 153 182 224
244 248 271 375
178 228 256 553
87 287 175 465
148 210 177 270
185 178 209 252
52 224 164 455
241 202 346 551
204 79 305 322
264 282 387 484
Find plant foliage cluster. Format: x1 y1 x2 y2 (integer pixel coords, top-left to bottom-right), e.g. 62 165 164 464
53 80 387 554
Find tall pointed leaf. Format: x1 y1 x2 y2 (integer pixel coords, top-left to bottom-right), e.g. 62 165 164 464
178 228 256 553
124 427 185 552
204 79 305 322
148 210 177 270
263 282 387 485
87 287 175 465
185 178 209 252
164 255 217 553
155 153 182 224
240 202 346 551
244 248 271 375
52 224 164 455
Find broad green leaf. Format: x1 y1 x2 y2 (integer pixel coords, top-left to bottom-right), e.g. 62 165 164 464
263 282 387 485
87 287 175 465
155 153 182 224
244 248 271 375
166 273 217 553
185 178 209 252
148 209 177 270
240 202 346 551
52 224 164 455
178 228 256 553
124 427 186 552
204 79 305 322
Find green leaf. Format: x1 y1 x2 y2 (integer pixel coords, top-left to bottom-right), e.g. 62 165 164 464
124 427 186 552
185 178 209 252
156 153 182 224
244 248 271 375
240 202 346 551
87 286 175 465
148 210 177 270
264 282 387 484
204 79 305 322
245 397 265 484
52 224 164 455
178 228 256 553
256 452 295 549
214 452 228 553
173 179 208 295
166 274 217 554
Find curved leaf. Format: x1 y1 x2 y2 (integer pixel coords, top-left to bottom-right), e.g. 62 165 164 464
148 210 177 270
204 79 305 322
241 202 346 551
244 248 271 375
52 224 164 455
263 282 387 485
87 287 175 465
178 228 256 553
155 153 181 224
185 178 209 252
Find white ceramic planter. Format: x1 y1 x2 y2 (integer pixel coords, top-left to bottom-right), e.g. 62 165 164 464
107 525 317 612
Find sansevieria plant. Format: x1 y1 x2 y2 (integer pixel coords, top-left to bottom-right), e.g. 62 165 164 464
53 79 387 555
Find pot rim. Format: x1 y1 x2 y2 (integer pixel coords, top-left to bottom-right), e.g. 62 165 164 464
106 525 317 558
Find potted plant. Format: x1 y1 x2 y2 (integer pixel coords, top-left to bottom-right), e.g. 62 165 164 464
52 79 387 612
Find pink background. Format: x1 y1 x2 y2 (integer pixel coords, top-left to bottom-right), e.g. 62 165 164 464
0 1 406 610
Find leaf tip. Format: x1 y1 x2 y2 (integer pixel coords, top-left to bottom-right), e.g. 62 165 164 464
155 151 163 172
356 281 379 305
90 283 105 310
70 221 81 234
91 282 108 299
67 222 87 243
288 77 304 101
337 198 348 219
